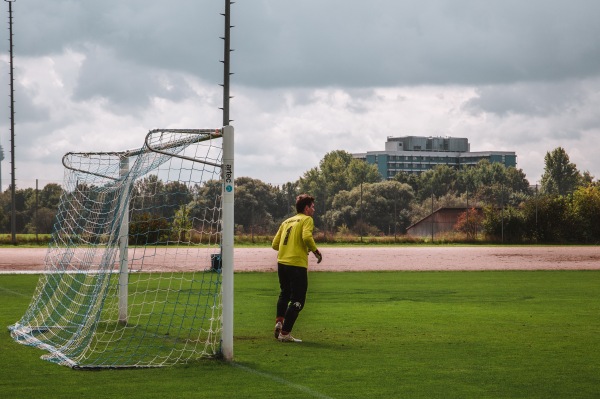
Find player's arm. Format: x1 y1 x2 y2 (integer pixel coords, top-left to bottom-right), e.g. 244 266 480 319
302 218 322 263
272 224 283 250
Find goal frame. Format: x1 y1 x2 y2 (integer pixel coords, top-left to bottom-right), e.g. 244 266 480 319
132 126 234 361
44 127 235 364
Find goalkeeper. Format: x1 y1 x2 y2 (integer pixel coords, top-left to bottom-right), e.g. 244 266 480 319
271 194 323 343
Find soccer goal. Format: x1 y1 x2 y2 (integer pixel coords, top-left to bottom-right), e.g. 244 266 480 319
9 126 234 368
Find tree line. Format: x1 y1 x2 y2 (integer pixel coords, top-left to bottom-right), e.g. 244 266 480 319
1 146 598 244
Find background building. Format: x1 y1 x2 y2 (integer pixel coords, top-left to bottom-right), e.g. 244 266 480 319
353 136 517 179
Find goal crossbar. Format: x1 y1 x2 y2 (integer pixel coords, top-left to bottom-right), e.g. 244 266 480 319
62 129 223 180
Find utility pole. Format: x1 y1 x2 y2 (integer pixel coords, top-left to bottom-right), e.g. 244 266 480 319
0 141 4 190
360 180 363 242
6 0 17 245
430 190 434 242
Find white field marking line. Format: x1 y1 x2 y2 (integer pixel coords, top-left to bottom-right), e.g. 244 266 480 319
0 271 42 275
232 362 335 399
0 285 30 297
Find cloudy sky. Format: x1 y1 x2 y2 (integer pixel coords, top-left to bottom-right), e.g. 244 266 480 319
1 0 599 190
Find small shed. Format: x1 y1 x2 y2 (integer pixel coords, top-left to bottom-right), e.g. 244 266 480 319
406 207 482 237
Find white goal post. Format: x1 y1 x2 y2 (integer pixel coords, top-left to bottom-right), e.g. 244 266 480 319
221 125 234 361
9 126 235 368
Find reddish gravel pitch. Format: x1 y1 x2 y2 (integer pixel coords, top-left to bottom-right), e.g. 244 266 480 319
1 246 599 273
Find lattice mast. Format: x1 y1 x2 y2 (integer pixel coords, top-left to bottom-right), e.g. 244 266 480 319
221 0 233 127
6 0 17 244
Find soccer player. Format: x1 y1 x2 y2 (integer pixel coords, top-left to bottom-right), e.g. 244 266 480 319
271 194 323 342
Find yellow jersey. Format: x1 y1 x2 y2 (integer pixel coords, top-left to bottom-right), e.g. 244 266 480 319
272 213 318 268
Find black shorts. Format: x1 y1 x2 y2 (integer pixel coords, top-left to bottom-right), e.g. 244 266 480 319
277 263 308 306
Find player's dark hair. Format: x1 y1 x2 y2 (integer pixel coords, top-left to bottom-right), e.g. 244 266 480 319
296 194 315 214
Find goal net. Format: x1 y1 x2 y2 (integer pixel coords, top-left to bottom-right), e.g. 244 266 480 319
9 128 232 368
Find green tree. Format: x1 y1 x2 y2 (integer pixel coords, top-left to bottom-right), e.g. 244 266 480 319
572 185 600 243
482 205 527 243
272 182 299 220
331 181 414 234
25 207 57 235
192 179 221 208
0 188 10 233
187 179 222 235
540 147 582 195
392 171 420 193
298 150 380 231
453 208 484 240
132 175 165 215
469 161 509 204
172 205 193 241
163 181 193 219
129 212 170 245
298 167 325 209
581 171 595 186
347 157 382 189
22 183 63 234
505 167 532 196
234 177 277 236
38 183 63 209
416 165 458 201
525 195 576 243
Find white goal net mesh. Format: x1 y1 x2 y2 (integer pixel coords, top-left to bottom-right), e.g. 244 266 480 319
9 128 225 369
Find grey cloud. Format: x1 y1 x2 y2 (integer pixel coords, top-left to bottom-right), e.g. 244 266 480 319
9 0 600 89
3 0 600 188
72 46 197 113
14 82 51 123
12 0 223 83
463 81 587 117
235 0 600 87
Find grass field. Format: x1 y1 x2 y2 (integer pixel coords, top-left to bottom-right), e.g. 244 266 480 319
2 271 600 398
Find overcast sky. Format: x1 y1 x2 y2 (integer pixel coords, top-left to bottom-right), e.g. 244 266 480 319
1 0 600 190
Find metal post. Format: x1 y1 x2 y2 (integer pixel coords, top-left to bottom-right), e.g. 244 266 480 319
431 191 434 242
35 179 38 242
221 0 232 126
535 183 538 242
501 184 504 243
118 157 129 324
0 140 4 190
394 194 397 241
220 0 234 361
500 185 504 244
221 125 234 361
360 181 363 242
6 0 17 245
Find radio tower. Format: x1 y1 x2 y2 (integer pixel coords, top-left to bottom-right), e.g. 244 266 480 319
5 0 16 245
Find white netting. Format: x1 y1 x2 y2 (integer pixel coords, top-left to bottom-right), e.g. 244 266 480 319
9 128 225 368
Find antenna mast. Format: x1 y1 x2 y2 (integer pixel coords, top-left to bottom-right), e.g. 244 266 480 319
221 0 233 126
6 0 16 245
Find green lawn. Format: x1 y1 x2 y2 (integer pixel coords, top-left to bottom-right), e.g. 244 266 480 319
2 271 599 398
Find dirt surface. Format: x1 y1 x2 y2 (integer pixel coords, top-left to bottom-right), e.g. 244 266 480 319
1 246 599 273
